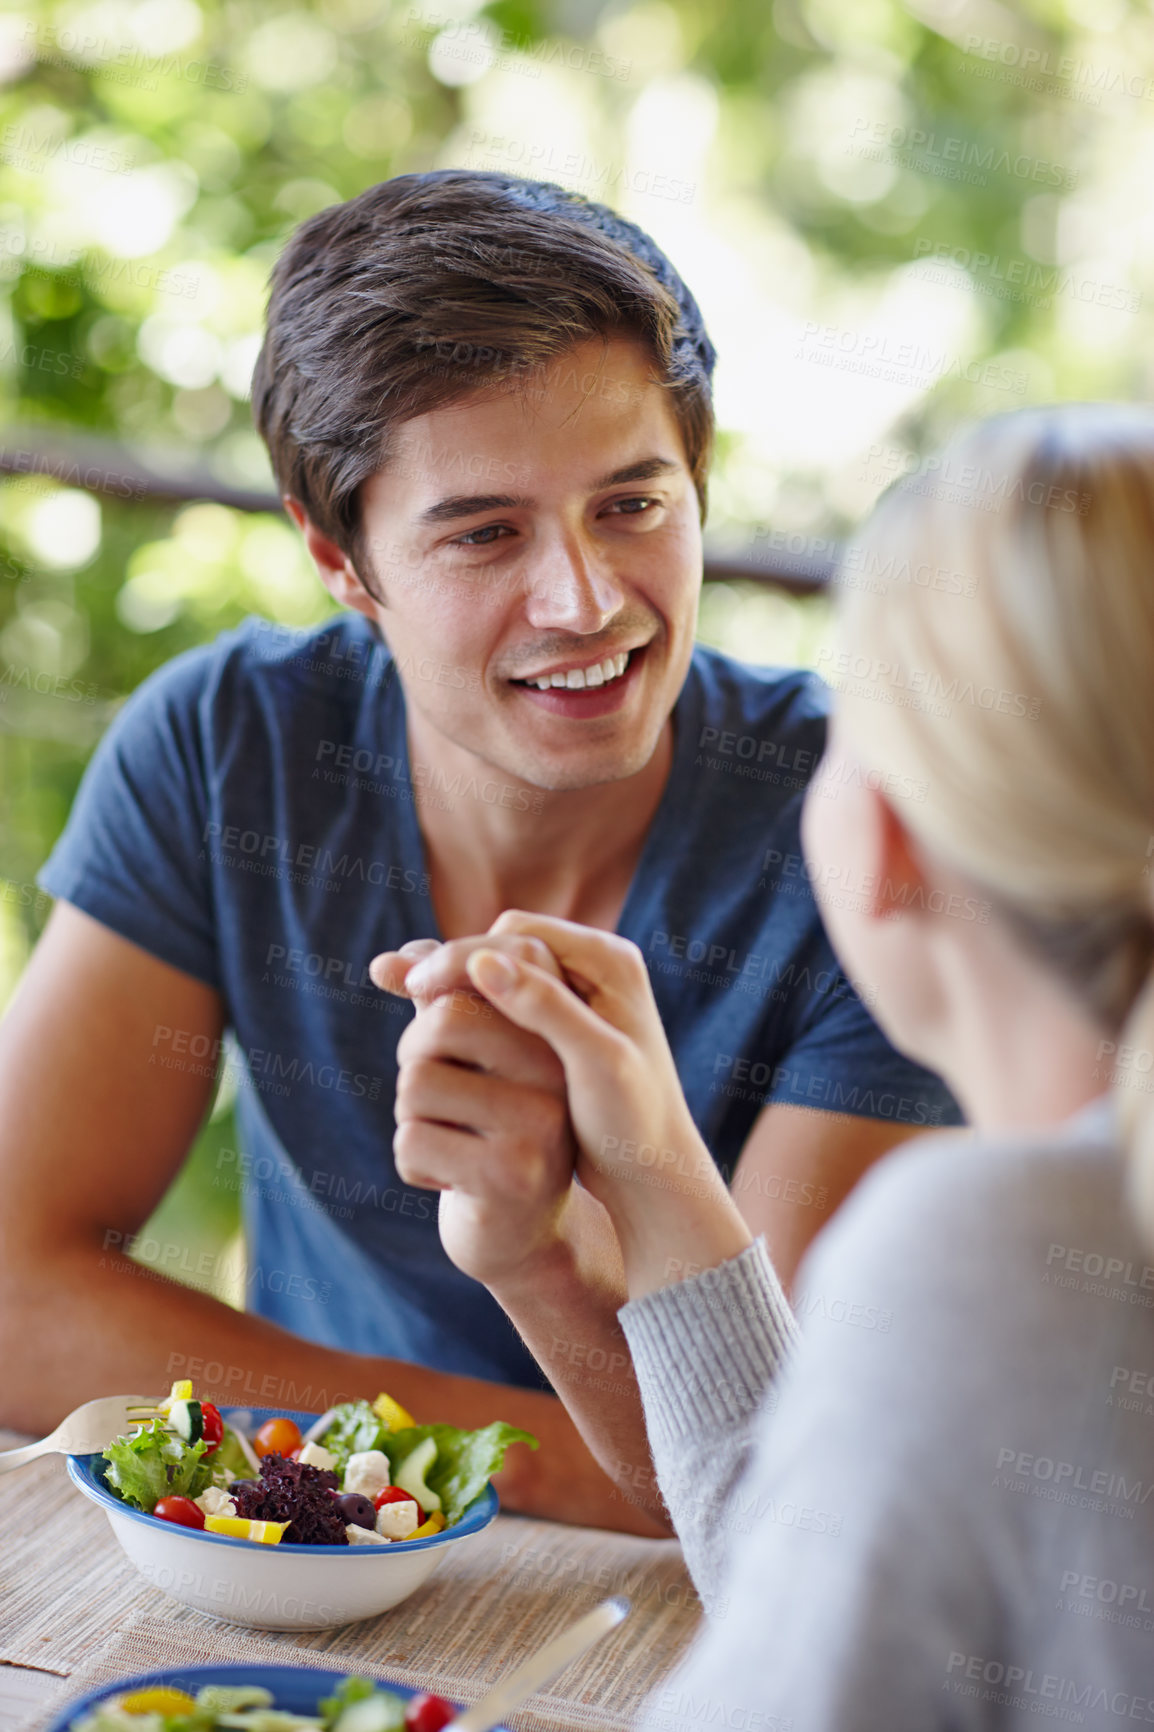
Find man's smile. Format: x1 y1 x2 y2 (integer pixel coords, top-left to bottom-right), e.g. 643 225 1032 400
506 644 650 717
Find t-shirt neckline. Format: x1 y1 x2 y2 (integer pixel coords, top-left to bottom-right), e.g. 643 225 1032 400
381 649 704 945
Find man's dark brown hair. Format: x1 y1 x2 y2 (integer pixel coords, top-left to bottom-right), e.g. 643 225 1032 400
252 170 717 582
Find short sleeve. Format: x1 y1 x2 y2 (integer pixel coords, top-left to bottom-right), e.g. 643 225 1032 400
37 645 220 989
766 951 962 1130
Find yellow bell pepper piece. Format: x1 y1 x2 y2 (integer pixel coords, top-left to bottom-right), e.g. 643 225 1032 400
373 1390 416 1431
168 1380 193 1403
117 1686 199 1715
204 1514 289 1544
410 1511 446 1539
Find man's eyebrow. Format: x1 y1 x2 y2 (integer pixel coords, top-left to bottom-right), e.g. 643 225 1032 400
419 492 533 525
417 457 683 526
592 456 682 488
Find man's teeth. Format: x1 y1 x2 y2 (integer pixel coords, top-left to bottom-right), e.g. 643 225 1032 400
531 652 629 692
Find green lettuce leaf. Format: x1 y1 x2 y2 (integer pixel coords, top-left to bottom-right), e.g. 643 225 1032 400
380 1423 538 1527
320 1406 538 1527
211 1424 254 1486
320 1402 387 1481
319 1676 376 1728
102 1418 213 1512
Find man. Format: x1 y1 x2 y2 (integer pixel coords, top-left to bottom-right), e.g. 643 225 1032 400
0 171 957 1531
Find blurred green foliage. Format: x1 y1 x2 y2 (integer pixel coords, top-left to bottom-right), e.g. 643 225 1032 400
1 0 1149 1296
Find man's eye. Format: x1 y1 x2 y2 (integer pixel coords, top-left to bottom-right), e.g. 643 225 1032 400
453 524 513 547
608 496 658 516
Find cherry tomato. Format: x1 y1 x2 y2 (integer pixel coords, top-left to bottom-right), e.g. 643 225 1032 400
200 1402 224 1456
375 1484 425 1525
404 1693 455 1732
254 1416 302 1459
153 1495 205 1530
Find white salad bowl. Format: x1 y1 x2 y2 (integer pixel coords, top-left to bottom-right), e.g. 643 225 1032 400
67 1404 499 1631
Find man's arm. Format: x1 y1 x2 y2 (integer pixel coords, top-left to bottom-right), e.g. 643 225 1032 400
0 903 661 1533
729 1105 926 1294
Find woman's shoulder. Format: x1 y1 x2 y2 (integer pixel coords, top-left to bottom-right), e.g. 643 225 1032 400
781 1095 1151 1537
797 1096 1136 1343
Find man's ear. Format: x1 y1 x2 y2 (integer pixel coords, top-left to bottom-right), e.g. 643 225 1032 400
864 787 929 920
284 497 379 620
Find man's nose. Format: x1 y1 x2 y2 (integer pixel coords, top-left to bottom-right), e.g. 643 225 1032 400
523 530 626 634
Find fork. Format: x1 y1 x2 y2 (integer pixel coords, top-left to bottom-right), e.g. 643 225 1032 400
0 1395 164 1474
444 1596 631 1732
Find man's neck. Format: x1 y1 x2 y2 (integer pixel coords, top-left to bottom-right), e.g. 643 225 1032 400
406 711 675 938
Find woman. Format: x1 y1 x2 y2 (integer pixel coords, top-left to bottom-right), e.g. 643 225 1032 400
384 404 1154 1730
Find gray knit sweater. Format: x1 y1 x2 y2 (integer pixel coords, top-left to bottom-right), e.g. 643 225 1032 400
621 1097 1154 1732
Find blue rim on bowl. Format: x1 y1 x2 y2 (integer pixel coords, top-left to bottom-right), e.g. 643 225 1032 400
43 1661 512 1732
66 1405 499 1552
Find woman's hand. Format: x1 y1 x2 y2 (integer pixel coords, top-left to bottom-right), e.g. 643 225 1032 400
457 911 753 1298
370 930 567 1006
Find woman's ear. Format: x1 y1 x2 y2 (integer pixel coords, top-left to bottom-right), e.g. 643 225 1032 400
863 787 930 920
284 496 379 619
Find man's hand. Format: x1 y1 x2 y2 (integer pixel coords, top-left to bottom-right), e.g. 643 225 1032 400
391 987 581 1289
376 914 754 1301
373 932 586 1290
372 930 676 1529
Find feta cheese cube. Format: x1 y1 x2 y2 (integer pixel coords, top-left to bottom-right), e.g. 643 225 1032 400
346 1522 391 1545
297 1441 337 1472
375 1498 420 1541
344 1449 392 1500
194 1486 237 1518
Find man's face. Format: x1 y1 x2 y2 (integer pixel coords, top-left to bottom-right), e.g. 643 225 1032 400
353 334 704 792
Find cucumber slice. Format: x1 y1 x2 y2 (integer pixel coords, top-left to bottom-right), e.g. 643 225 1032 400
168 1399 204 1445
332 1693 407 1732
392 1437 442 1513
196 1685 275 1712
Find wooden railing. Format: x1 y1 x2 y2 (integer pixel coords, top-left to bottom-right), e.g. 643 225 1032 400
0 426 836 594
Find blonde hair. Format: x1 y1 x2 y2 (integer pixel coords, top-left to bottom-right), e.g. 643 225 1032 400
829 405 1154 1233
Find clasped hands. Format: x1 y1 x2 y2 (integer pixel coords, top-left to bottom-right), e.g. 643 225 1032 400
370 914 752 1304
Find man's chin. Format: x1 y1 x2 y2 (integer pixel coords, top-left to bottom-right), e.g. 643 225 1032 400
508 736 666 795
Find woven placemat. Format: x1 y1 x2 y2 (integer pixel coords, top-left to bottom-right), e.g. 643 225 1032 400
12 1616 641 1732
1 1454 698 1731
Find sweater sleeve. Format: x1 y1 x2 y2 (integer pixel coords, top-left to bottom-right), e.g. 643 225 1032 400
618 1238 798 1603
629 1140 1019 1732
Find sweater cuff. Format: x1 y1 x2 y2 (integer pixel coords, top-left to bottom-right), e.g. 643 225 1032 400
619 1238 798 1448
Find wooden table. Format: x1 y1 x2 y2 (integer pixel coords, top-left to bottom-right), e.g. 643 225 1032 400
0 1430 699 1731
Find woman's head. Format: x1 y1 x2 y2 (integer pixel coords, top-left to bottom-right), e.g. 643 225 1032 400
802 406 1154 1207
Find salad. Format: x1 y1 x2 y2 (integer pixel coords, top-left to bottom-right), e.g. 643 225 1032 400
99 1384 536 1548
71 1675 457 1732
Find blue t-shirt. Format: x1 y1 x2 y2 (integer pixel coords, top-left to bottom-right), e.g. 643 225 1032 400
40 614 960 1389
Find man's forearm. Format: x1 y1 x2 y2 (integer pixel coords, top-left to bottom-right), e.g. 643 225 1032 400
0 1240 664 1533
489 1189 673 1533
